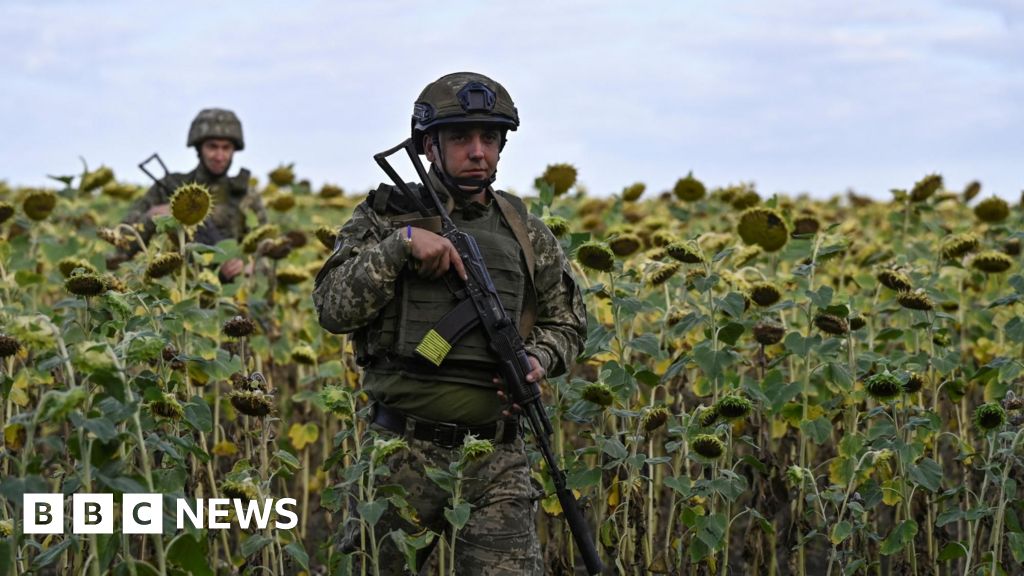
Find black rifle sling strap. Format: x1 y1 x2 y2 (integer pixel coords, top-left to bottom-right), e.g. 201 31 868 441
490 191 538 340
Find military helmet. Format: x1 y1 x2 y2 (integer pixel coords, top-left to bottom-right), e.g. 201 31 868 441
187 108 244 151
412 72 519 153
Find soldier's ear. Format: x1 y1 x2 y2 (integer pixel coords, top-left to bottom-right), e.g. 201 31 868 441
423 134 437 163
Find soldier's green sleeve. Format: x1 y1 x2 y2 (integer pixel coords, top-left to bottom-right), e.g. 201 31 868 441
523 214 587 378
312 201 409 334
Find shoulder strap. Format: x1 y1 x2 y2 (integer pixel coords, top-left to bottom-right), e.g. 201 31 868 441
491 190 537 339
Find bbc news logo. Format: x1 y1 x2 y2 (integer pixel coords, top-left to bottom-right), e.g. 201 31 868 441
23 494 298 534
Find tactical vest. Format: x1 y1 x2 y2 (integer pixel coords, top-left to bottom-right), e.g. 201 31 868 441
357 183 535 388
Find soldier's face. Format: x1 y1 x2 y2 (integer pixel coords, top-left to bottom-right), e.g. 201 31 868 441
425 126 501 190
199 139 236 176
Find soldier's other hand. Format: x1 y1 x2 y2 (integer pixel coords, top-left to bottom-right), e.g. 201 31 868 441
219 258 245 282
495 355 545 417
409 228 467 281
146 204 171 219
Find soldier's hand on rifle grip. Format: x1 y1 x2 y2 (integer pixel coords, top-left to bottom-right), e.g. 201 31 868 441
408 228 468 281
496 354 545 417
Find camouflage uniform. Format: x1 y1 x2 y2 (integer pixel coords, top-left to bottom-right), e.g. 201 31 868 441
313 73 586 575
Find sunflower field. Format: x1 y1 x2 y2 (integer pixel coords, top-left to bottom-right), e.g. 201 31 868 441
0 161 1022 576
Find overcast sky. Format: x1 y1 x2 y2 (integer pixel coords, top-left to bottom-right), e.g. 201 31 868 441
2 0 1022 200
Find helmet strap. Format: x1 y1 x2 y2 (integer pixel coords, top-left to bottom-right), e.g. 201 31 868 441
196 144 232 177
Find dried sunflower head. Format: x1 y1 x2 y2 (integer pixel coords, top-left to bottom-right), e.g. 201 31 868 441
963 180 981 202
974 403 1006 432
730 189 761 210
690 434 725 459
170 182 212 226
877 270 913 292
940 232 979 260
0 334 22 358
65 271 106 297
642 406 671 432
848 315 867 331
540 163 578 196
622 182 646 202
581 382 614 407
145 252 183 280
792 216 821 236
715 395 753 419
864 372 902 401
647 262 681 286
372 437 409 464
666 241 704 264
542 215 570 237
276 265 309 286
1004 238 1021 257
0 201 14 224
259 237 293 260
974 196 1010 223
749 282 782 307
910 173 942 202
896 290 933 311
230 390 274 417
150 393 184 420
576 242 615 273
221 480 260 502
971 251 1013 274
753 321 786 346
320 385 353 416
80 166 115 192
814 313 849 336
673 172 706 202
460 435 495 462
267 193 296 212
223 315 256 338
698 406 719 427
58 257 97 278
22 189 57 221
320 183 344 198
737 207 789 252
269 164 296 187
315 225 339 250
242 224 280 254
290 344 317 365
650 230 676 248
903 373 926 394
609 233 643 257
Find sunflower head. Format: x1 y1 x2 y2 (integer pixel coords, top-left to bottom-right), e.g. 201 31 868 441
974 196 1010 223
903 373 926 394
698 406 719 427
581 382 615 407
230 390 274 417
971 251 1013 274
320 183 344 198
737 207 789 252
0 334 23 358
646 262 681 287
221 480 260 502
150 393 184 420
259 237 293 260
877 269 913 292
540 163 578 196
896 290 933 311
690 434 725 459
65 271 106 297
749 282 782 307
940 232 980 260
974 403 1006 432
268 164 296 187
315 225 339 249
609 233 643 257
864 372 902 401
267 193 296 212
0 201 14 225
910 173 943 202
22 189 57 221
290 344 317 365
372 437 409 464
849 315 867 331
792 216 821 236
715 395 753 420
542 216 571 237
666 241 704 264
58 257 97 279
730 188 761 210
170 183 212 227
223 315 256 338
242 224 281 254
622 182 646 202
963 180 982 202
276 265 309 286
460 435 495 462
1004 238 1021 257
145 252 183 280
673 172 706 202
813 313 849 336
576 241 615 273
753 321 786 346
642 406 671 432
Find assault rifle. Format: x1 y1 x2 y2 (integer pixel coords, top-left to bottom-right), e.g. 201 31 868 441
374 139 604 575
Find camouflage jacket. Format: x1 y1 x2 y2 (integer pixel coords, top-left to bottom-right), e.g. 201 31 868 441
118 163 266 258
312 182 587 378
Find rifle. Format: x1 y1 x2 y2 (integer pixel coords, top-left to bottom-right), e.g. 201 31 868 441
138 153 174 196
374 139 604 575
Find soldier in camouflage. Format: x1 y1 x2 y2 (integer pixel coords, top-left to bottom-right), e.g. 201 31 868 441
108 108 266 281
313 72 587 574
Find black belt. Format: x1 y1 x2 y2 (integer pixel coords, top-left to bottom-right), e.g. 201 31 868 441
371 403 520 449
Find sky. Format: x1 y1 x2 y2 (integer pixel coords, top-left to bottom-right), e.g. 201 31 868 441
2 0 1022 201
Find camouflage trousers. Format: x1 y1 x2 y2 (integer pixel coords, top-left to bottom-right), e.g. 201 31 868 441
341 421 544 575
